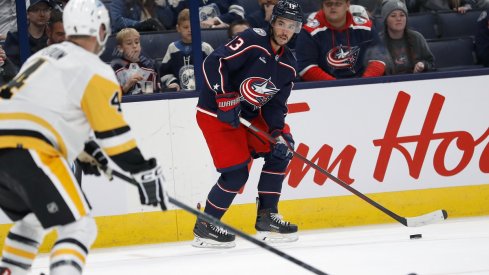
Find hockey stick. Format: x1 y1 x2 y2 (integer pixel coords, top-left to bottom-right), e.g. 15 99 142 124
239 117 448 227
106 168 329 275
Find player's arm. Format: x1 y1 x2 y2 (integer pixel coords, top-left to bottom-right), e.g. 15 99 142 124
203 29 259 127
80 74 169 209
261 81 294 160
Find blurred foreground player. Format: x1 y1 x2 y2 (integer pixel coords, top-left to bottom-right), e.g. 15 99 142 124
194 0 302 248
0 0 169 274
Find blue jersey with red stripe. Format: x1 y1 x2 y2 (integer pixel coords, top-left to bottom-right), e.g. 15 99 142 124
296 11 383 79
197 28 296 133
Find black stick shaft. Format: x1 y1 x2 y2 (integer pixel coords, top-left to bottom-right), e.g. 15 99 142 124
240 118 408 226
110 169 329 275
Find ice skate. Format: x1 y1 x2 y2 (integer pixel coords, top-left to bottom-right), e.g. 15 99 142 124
255 208 299 243
192 218 236 248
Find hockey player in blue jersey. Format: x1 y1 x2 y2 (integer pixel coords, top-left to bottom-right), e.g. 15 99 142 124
194 0 303 248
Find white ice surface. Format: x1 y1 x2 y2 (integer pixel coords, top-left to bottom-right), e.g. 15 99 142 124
31 216 489 275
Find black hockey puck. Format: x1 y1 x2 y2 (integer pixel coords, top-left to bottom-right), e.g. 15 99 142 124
410 234 422 239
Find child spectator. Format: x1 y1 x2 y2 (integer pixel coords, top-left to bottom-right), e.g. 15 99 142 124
476 9 489 66
159 9 214 91
111 28 159 95
171 0 245 28
227 19 251 39
379 0 434 74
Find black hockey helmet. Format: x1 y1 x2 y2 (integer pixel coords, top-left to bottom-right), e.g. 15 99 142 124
270 0 304 33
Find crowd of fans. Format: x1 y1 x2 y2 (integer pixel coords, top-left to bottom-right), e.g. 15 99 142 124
1 0 489 91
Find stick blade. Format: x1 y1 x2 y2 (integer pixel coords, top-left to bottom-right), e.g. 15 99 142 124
405 209 448 227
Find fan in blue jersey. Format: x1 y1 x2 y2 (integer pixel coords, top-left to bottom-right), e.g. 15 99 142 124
194 0 303 248
160 9 214 91
296 0 386 81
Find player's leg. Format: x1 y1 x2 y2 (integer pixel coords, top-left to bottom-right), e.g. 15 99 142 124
27 150 95 275
0 149 48 274
193 112 251 248
245 118 298 242
0 214 46 275
255 154 298 242
0 148 94 274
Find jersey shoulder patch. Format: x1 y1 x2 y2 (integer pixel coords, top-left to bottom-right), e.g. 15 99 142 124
253 28 267 36
352 15 369 26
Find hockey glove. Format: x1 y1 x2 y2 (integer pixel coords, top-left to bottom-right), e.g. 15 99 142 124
216 92 241 128
131 158 169 210
270 130 295 161
77 140 111 178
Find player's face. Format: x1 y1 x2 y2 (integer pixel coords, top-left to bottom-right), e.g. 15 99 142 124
47 22 66 44
322 0 349 25
271 18 297 46
177 20 192 43
27 2 51 28
119 33 141 62
386 10 407 34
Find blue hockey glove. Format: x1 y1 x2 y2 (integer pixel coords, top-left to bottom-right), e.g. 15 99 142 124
270 130 295 161
216 92 241 128
131 158 169 210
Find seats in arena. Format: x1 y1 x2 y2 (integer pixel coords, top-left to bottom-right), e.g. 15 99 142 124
428 37 482 71
373 12 438 39
436 10 482 39
100 28 229 63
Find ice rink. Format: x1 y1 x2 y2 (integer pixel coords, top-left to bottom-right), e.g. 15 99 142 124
31 216 489 275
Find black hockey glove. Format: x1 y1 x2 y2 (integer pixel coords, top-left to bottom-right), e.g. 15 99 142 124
134 18 164 32
77 140 110 177
215 92 241 128
131 158 169 210
270 130 294 161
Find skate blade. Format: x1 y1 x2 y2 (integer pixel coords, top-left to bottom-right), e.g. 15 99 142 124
256 231 299 243
191 236 236 249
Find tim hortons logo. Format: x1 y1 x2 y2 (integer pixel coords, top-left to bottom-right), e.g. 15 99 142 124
284 91 489 187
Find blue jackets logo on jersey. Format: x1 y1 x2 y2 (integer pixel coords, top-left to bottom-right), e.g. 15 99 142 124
327 45 361 71
240 77 280 109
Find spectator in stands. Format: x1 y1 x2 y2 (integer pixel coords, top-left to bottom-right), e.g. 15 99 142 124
171 0 245 28
227 19 251 39
159 9 214 91
296 0 385 81
46 10 65 45
111 28 159 95
0 0 16 40
4 0 53 69
380 0 434 74
475 9 489 66
0 44 17 85
110 0 174 33
246 0 278 29
419 0 476 13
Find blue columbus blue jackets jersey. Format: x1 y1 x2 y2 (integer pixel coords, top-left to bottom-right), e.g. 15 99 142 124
197 28 296 133
159 40 214 91
296 11 384 79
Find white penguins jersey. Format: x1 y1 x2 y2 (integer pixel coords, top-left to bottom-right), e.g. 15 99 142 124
0 41 136 163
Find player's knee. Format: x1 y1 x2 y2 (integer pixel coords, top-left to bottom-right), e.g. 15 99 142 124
219 166 249 191
56 215 97 250
10 213 46 244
